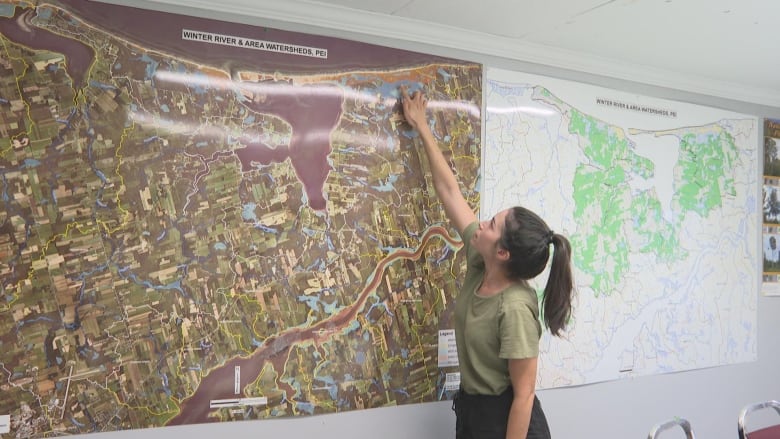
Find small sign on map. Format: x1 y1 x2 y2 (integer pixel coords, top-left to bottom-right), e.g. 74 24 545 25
0 414 10 433
437 329 459 367
444 373 461 391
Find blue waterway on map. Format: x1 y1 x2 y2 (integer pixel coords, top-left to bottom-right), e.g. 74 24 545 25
371 174 398 192
157 230 166 241
343 320 360 335
0 5 14 17
244 115 255 124
305 258 323 272
394 389 410 398
85 122 108 185
322 297 339 314
36 7 54 19
315 376 339 399
254 223 278 234
401 348 409 359
235 92 249 103
241 203 257 221
213 242 227 251
160 372 172 397
75 265 108 308
89 81 116 91
16 316 56 328
144 135 160 144
135 54 159 82
347 176 368 186
381 79 423 99
94 169 107 183
437 246 452 264
296 402 315 415
160 104 170 113
400 128 420 140
125 274 189 299
297 293 339 315
355 351 365 365
365 301 393 320
77 345 100 361
69 416 86 428
21 159 40 168
437 68 452 82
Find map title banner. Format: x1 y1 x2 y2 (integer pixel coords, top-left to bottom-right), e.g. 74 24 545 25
182 29 328 58
596 97 678 118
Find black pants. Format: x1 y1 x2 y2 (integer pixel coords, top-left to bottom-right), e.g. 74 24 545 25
452 387 551 439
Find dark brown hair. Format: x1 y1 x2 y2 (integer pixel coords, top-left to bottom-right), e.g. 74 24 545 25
499 207 574 336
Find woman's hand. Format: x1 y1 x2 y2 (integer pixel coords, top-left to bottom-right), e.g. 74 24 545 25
397 85 476 234
400 86 428 131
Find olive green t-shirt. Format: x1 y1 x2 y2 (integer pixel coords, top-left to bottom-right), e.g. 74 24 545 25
454 221 542 396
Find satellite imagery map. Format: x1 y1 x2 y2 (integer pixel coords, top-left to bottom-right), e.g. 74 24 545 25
0 1 482 435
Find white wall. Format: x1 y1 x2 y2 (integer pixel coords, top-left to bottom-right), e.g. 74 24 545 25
79 1 780 438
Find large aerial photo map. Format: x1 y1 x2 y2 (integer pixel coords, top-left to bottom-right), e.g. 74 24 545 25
0 1 482 436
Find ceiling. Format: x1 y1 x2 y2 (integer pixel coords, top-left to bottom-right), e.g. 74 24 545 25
129 0 780 108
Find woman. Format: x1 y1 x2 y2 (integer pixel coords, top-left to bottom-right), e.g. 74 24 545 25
399 87 575 439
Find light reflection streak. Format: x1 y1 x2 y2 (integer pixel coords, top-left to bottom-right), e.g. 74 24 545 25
485 105 556 116
153 70 480 118
129 110 398 152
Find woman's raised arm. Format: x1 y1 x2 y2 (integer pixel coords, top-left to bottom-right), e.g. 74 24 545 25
400 87 476 235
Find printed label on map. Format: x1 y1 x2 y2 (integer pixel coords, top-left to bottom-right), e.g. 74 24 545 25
234 366 240 394
182 29 328 58
209 397 267 409
437 329 459 367
444 373 460 391
0 415 10 433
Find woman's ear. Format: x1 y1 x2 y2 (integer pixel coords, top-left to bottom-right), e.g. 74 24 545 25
496 247 511 262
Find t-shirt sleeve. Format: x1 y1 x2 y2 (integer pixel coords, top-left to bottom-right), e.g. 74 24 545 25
461 221 481 267
498 296 541 359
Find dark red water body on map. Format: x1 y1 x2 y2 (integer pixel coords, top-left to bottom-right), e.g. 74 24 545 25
235 82 344 210
46 0 459 211
0 7 94 88
167 226 458 425
63 1 454 74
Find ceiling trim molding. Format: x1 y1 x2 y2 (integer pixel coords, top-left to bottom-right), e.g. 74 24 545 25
132 0 780 108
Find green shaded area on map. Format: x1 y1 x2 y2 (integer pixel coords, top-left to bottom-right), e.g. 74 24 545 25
536 90 739 296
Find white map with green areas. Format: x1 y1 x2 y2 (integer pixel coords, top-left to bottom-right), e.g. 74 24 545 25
484 68 759 388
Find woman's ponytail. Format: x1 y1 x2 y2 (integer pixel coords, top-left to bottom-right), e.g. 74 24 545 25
541 233 574 336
